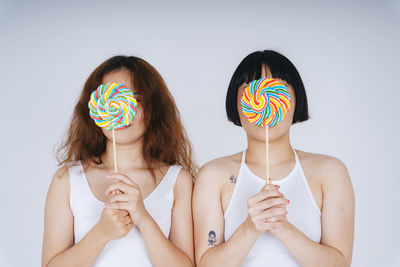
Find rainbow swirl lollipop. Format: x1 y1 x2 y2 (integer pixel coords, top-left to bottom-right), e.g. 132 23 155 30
241 78 291 127
88 82 137 130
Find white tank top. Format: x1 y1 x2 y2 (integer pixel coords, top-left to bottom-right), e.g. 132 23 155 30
67 161 182 267
224 149 321 266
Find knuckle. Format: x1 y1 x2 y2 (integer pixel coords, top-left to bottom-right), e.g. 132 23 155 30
248 207 255 216
263 199 273 208
247 198 253 206
263 190 273 199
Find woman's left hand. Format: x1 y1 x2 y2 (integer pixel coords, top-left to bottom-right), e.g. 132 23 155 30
262 183 293 238
104 174 150 227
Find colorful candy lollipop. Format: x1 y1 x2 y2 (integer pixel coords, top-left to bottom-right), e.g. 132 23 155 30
241 78 290 127
241 78 291 184
88 82 137 173
89 82 137 130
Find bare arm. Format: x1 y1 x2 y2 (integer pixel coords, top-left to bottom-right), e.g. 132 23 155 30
193 163 287 267
140 169 194 267
42 167 132 267
271 157 355 267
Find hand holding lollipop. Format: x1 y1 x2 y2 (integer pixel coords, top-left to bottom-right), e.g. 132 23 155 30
88 82 137 172
241 78 291 184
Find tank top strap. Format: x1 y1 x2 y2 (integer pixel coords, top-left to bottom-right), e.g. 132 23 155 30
161 165 182 189
67 161 86 193
144 165 182 203
292 148 300 163
241 150 247 165
67 161 96 213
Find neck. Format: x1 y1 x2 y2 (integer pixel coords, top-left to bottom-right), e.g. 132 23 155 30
246 129 293 167
102 138 146 172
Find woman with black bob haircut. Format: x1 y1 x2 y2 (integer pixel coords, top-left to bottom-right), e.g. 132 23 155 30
193 50 354 266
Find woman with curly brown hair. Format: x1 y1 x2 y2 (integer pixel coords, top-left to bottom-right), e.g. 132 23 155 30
42 56 195 267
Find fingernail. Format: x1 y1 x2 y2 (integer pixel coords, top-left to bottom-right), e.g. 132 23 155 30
286 211 288 214
281 193 284 197
274 185 280 189
287 199 290 204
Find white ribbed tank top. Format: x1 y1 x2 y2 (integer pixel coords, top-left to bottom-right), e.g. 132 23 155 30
67 162 182 267
224 149 321 266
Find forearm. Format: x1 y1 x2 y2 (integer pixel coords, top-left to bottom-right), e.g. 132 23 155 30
138 215 193 267
277 223 348 267
46 224 107 267
198 220 260 267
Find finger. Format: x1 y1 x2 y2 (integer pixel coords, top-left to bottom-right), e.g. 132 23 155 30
257 207 287 220
126 222 134 231
105 208 129 217
109 194 135 204
263 182 280 190
258 220 285 231
248 189 281 206
107 173 138 187
120 214 132 224
104 202 135 211
265 217 279 223
267 215 286 223
115 209 130 217
254 197 288 213
105 182 138 195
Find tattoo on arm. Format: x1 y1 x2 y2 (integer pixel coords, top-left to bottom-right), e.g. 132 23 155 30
208 230 217 246
229 175 237 184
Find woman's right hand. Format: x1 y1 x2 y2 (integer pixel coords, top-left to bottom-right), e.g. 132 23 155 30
95 192 134 242
245 183 289 235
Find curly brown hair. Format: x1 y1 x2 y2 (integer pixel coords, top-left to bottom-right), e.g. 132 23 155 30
57 55 196 177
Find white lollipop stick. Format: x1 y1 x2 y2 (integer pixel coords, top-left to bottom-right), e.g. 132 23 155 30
265 126 270 185
112 129 119 195
112 129 118 173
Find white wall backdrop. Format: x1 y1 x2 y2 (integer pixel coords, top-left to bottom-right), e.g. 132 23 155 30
0 0 399 266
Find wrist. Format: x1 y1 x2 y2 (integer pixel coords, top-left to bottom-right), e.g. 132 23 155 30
272 221 294 241
136 210 152 230
92 223 111 245
244 217 262 239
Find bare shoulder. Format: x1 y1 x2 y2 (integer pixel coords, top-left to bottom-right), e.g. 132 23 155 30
296 150 351 188
174 168 194 195
51 166 70 187
46 165 71 202
195 152 242 185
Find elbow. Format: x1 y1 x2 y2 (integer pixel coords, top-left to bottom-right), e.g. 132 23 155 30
195 254 207 267
196 253 215 267
41 257 50 267
333 248 351 267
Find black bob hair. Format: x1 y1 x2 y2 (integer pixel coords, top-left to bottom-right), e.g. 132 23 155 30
226 50 309 126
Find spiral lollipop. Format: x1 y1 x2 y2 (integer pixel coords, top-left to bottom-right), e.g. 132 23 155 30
88 82 137 173
241 78 291 184
89 82 137 130
241 78 290 127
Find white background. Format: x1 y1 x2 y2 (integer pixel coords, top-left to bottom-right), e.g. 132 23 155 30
0 0 399 266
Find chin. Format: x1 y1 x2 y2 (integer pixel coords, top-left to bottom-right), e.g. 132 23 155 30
116 136 143 145
114 128 144 144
